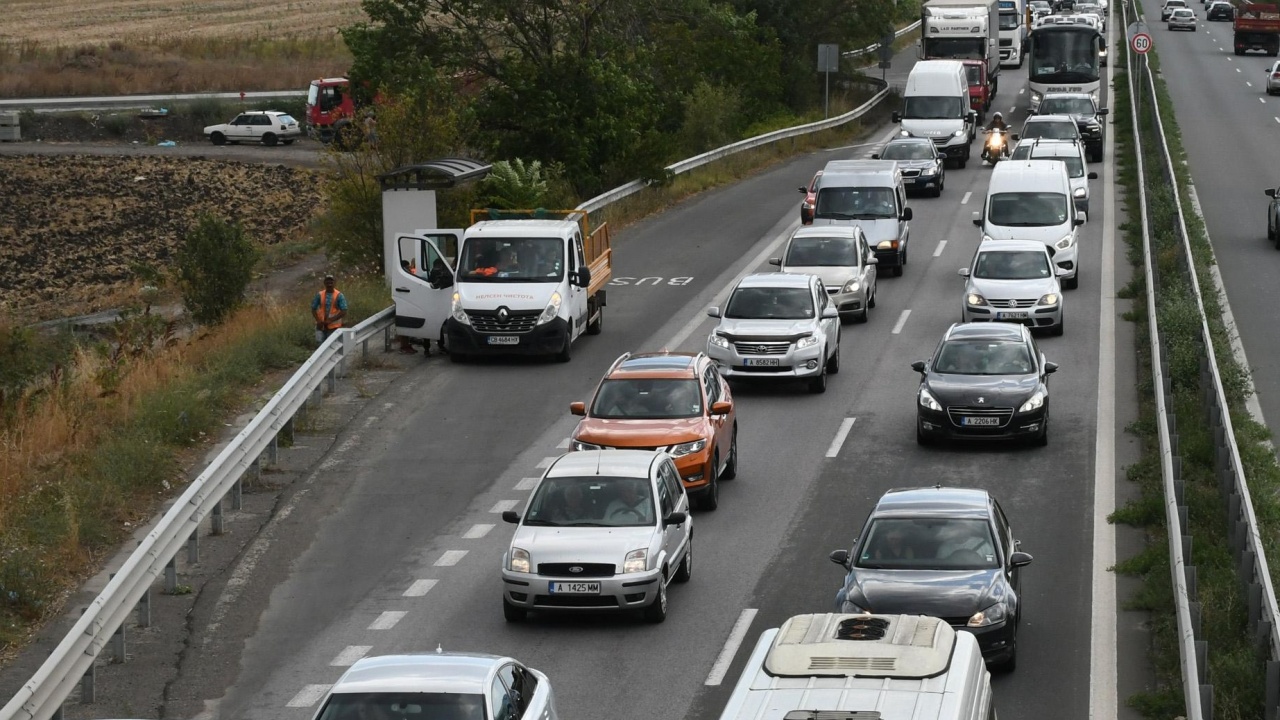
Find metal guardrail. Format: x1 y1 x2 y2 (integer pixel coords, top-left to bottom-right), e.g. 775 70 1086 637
844 20 923 59
0 308 394 720
0 90 307 114
1125 0 1280 715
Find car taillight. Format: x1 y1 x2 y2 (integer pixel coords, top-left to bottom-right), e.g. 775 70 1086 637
1273 72 1280 79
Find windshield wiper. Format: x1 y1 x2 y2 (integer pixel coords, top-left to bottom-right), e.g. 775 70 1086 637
815 212 855 220
522 519 561 527
851 213 892 220
564 521 611 527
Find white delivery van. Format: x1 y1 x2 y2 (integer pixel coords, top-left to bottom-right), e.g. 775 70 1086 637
972 159 1085 289
810 160 913 277
718 613 995 720
893 60 979 168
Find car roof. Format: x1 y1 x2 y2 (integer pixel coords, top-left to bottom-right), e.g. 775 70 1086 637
976 238 1052 254
330 653 506 695
791 225 861 240
1024 114 1076 124
1020 139 1083 158
736 272 814 289
884 136 934 147
238 110 287 116
871 487 993 519
546 449 661 478
989 158 1070 184
944 321 1027 342
607 352 701 379
1042 91 1094 101
821 160 900 182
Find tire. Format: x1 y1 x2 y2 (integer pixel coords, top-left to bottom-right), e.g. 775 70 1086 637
503 598 527 623
721 426 738 480
586 301 603 335
1064 271 1079 290
438 322 450 355
674 533 693 583
555 333 572 363
892 264 904 277
856 305 869 323
1052 315 1065 336
993 643 1018 672
698 456 720 512
827 338 841 374
210 132 226 146
808 355 828 394
959 158 968 169
868 290 876 309
643 577 668 623
1034 424 1049 447
262 133 278 147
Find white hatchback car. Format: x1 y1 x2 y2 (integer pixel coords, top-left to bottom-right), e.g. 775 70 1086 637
1010 138 1098 218
311 652 558 720
959 238 1067 335
1267 61 1280 95
204 110 301 146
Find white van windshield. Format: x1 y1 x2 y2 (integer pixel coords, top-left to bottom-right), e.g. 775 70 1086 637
903 95 966 120
814 187 897 220
988 192 1069 226
457 237 564 282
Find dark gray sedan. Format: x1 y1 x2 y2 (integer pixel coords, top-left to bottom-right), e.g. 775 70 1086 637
872 137 946 197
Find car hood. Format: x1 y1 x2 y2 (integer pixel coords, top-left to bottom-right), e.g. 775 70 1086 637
889 159 939 171
779 266 857 289
512 525 657 566
967 276 1058 299
844 567 1006 617
812 218 901 245
574 417 706 447
900 118 965 137
926 372 1040 406
983 223 1072 244
455 282 554 311
714 318 816 340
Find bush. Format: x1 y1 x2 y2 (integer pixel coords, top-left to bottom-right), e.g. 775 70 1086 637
678 81 744 156
478 159 576 209
175 215 258 325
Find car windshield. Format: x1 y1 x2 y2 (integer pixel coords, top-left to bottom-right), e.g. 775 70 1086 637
1022 120 1078 139
881 142 935 160
590 378 702 419
786 236 859 266
934 339 1036 375
457 237 564 282
814 186 898 220
315 692 486 720
524 476 656 527
725 287 815 319
902 95 966 119
973 250 1053 280
1039 97 1094 115
856 518 1000 570
988 191 1069 226
965 65 982 85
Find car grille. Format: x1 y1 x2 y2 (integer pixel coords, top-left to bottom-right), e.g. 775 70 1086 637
533 595 619 608
901 168 921 178
538 562 616 578
733 341 789 355
930 137 948 146
947 406 1015 427
999 38 1013 46
466 308 540 333
986 298 1037 309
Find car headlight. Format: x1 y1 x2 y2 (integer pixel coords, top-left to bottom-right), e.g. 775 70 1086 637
968 602 1009 627
966 293 988 307
922 165 937 176
451 292 470 325
571 439 603 451
796 335 819 349
1055 234 1075 250
1038 293 1060 306
1019 389 1047 413
509 547 531 574
623 548 648 574
919 387 943 411
842 279 861 293
1073 187 1087 198
708 333 730 349
537 291 563 325
668 439 707 457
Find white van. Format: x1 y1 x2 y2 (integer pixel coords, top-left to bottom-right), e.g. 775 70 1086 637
973 159 1085 289
718 613 995 720
893 60 979 168
810 160 913 277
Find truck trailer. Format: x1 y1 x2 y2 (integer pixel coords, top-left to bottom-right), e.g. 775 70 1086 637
921 0 1002 97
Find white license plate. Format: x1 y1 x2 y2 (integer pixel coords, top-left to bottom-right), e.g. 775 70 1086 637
549 582 601 595
487 335 520 345
962 416 1002 426
745 358 781 366
997 312 1029 320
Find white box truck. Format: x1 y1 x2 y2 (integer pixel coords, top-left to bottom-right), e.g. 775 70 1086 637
921 0 1002 96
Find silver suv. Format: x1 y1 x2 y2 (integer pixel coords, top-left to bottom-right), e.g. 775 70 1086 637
500 450 692 623
959 238 1067 335
706 273 842 393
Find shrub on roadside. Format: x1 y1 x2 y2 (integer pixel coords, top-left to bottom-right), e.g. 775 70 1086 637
175 215 258 325
678 81 744 156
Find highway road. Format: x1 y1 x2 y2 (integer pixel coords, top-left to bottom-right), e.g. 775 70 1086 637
1143 1 1280 436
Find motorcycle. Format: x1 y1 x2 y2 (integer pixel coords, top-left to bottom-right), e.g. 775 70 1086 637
982 128 1011 164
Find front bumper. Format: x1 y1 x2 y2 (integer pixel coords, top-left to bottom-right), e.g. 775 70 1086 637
999 48 1021 66
959 620 1017 663
963 300 1062 329
502 566 663 612
917 402 1049 441
446 317 569 356
708 341 826 380
828 288 868 318
902 169 943 191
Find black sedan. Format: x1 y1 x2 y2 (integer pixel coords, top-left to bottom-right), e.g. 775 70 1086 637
829 486 1033 670
1207 1 1234 19
872 137 946 197
912 322 1057 445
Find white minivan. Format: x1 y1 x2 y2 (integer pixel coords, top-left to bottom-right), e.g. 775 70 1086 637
973 159 1086 289
892 60 979 168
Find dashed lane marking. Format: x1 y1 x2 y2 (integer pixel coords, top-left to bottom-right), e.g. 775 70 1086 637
557 438 570 449
933 240 947 257
368 611 407 630
403 579 438 597
704 608 759 686
331 646 372 667
1247 82 1253 86
1263 97 1269 104
961 191 973 204
825 419 857 458
462 524 494 539
286 685 331 708
490 500 520 513
515 477 539 491
535 457 556 469
891 309 912 335
435 550 468 566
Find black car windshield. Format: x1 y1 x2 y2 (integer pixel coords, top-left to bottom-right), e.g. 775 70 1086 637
590 378 702 419
457 237 564 282
934 339 1036 375
902 95 966 120
524 476 656 527
856 518 1000 570
988 191 1069 226
881 142 936 161
725 287 815 319
1039 97 1094 115
316 692 486 720
814 186 897 219
786 236 858 266
974 250 1052 280
1022 120 1078 139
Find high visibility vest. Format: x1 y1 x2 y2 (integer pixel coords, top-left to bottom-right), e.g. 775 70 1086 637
315 288 345 330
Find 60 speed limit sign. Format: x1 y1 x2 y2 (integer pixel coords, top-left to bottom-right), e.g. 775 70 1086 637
1131 32 1152 54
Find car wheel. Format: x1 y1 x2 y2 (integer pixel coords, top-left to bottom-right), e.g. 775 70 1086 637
674 532 693 583
721 425 738 480
698 456 720 512
503 597 527 622
893 262 904 277
827 338 841 374
643 577 668 623
856 305 869 323
932 180 942 198
993 643 1018 672
210 132 226 146
808 354 828 394
1034 422 1049 447
262 132 278 147
959 158 968 169
1064 271 1079 290
555 334 572 363
1052 315 1065 336
586 300 603 335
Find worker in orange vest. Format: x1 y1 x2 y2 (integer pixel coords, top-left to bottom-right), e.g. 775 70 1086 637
312 274 348 343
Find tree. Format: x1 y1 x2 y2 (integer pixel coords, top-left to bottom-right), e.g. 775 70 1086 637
175 215 257 326
478 159 577 210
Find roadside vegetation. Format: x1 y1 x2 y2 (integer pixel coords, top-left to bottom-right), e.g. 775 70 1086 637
1110 14 1280 718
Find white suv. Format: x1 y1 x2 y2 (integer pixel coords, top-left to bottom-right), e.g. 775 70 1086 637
204 110 302 146
706 273 842 393
1010 138 1098 218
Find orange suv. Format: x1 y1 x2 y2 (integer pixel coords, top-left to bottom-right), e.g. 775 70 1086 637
569 352 738 511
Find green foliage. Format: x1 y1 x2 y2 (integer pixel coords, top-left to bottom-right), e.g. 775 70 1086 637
0 325 76 413
678 81 744 156
478 159 576 209
175 215 258 326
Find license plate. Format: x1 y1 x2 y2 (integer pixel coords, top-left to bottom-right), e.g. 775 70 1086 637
487 335 520 345
744 358 781 366
962 416 1002 426
549 582 601 595
997 312 1029 320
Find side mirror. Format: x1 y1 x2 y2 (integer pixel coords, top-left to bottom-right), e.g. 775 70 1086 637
911 360 927 373
711 400 733 415
829 549 851 567
664 511 687 527
1074 212 1086 226
867 256 879 265
575 267 592 288
901 207 913 221
569 401 586 416
1011 133 1020 141
1088 171 1099 180
706 306 721 318
1266 188 1276 198
968 109 979 123
1044 361 1059 374
972 211 983 227
871 153 881 159
958 267 971 277
1010 551 1034 567
502 511 520 524
891 110 902 123
821 306 839 319
768 257 782 266
1097 108 1110 116
798 186 809 193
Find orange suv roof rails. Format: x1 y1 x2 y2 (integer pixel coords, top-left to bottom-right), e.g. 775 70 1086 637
607 352 632 375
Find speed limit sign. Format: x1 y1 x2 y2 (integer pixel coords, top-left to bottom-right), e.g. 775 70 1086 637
1131 32 1152 54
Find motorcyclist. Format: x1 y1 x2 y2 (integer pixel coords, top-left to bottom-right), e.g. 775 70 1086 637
986 111 1008 133
983 112 1010 162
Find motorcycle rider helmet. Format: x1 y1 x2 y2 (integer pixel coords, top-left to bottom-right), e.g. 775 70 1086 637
993 112 1003 121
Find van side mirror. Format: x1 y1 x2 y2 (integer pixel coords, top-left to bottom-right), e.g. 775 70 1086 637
1267 188 1277 198
911 360 927 373
867 256 879 265
1011 133 1020 142
798 186 809 193
664 511 687 527
958 267 971 277
707 306 721 318
972 211 983 227
569 401 586 416
502 511 520 524
821 306 839 319
574 267 592 288
1088 171 1098 180
1055 267 1070 277
829 549 851 567
768 257 782 266
871 153 881 159
711 400 733 415
1097 108 1110 116
901 207 913 221
892 110 902 123
1074 212 1086 226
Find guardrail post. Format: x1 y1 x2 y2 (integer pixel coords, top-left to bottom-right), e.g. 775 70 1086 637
327 367 336 394
1265 660 1280 720
110 617 126 663
1186 566 1197 602
1195 641 1209 684
340 330 355 378
165 556 177 593
233 475 244 510
137 587 151 628
1250 583 1264 633
1201 684 1214 720
384 325 392 352
188 530 199 564
79 662 95 703
268 434 279 466
282 418 295 444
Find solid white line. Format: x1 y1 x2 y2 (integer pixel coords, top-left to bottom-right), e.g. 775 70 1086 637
368 611 407 630
435 550 468 566
331 645 372 667
961 191 973 204
535 457 556 469
515 477 539 491
825 418 857 458
462 524 494 539
286 684 331 708
403 579 438 597
891 309 912 335
556 438 570 449
933 240 948 257
704 608 759 686
490 500 519 513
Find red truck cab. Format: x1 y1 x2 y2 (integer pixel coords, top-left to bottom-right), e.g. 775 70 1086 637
305 77 357 142
1234 3 1280 56
962 60 992 122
